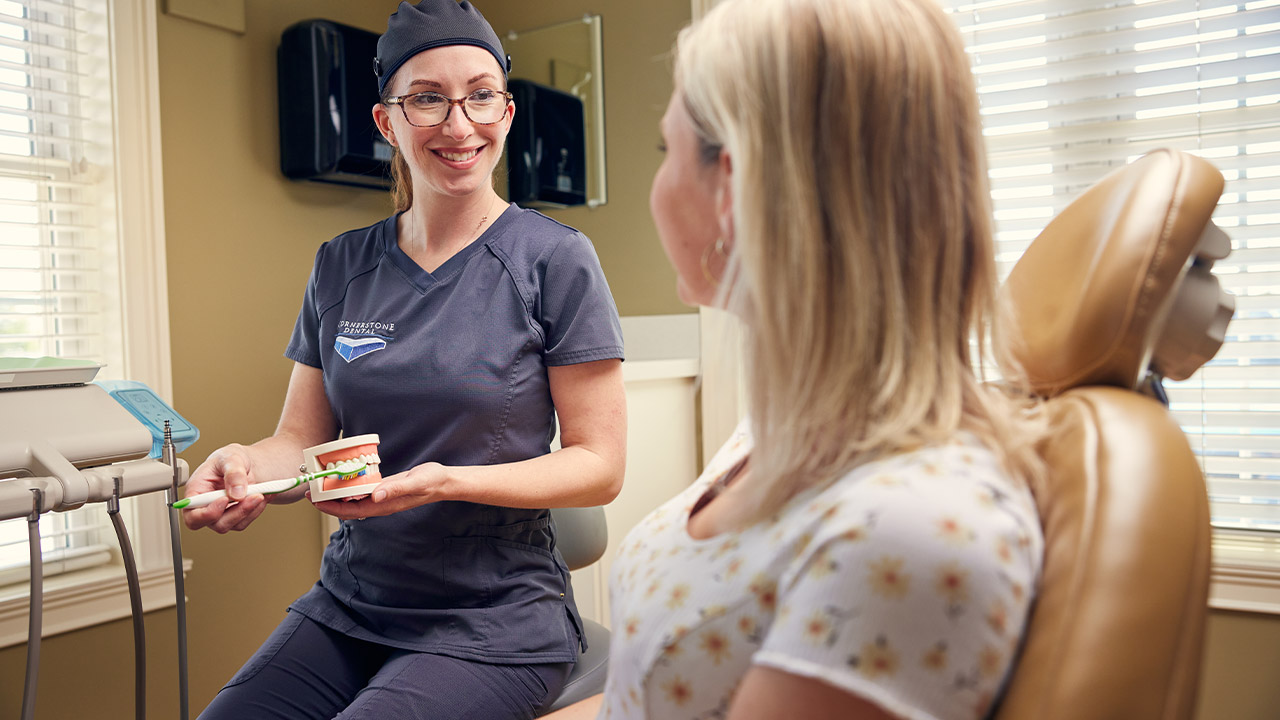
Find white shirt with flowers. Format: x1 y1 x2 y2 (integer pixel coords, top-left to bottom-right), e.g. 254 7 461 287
599 421 1043 720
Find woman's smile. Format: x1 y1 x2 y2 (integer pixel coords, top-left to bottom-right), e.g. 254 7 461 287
431 145 485 168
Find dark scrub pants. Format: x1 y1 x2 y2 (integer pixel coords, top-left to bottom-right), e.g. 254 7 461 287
198 611 573 720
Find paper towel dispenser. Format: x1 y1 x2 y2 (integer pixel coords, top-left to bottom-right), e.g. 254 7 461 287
277 19 392 190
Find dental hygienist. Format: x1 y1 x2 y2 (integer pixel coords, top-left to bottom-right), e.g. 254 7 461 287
183 2 626 718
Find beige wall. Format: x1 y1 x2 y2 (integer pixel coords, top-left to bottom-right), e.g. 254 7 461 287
1196 610 1280 720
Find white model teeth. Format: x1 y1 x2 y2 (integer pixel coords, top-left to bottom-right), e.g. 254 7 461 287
324 454 381 472
438 149 479 162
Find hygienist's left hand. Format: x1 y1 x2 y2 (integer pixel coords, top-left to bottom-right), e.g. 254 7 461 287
312 461 450 519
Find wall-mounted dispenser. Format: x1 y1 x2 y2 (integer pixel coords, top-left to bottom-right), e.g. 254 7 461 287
507 79 588 208
277 20 392 190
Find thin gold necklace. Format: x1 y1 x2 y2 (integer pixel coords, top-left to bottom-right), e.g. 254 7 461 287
407 198 498 260
472 196 502 240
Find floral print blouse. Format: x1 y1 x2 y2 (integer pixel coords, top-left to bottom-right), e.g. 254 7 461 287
600 421 1043 720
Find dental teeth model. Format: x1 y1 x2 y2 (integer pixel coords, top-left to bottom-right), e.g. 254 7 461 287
303 434 384 502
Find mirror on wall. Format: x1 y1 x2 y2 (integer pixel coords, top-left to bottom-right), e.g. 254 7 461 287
504 15 606 208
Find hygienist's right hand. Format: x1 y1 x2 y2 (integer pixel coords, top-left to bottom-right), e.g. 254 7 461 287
182 444 269 533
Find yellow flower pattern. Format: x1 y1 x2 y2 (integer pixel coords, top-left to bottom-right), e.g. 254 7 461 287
699 629 732 665
802 610 833 645
599 420 1043 720
935 562 970 606
748 574 778 612
857 637 901 679
922 642 949 672
661 676 694 706
937 516 976 545
869 556 911 598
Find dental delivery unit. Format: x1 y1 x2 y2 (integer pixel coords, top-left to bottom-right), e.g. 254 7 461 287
1 358 385 719
1 357 197 720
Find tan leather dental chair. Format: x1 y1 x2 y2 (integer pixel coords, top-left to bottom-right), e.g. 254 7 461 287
993 149 1234 720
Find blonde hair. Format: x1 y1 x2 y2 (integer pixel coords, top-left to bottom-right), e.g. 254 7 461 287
387 148 413 213
676 0 1042 522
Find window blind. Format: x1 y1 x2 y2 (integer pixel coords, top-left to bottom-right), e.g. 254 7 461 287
0 0 121 581
943 0 1280 532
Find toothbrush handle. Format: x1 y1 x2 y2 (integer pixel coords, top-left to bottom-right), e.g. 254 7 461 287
174 477 301 509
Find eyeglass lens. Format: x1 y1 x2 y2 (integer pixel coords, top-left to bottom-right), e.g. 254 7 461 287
403 90 507 126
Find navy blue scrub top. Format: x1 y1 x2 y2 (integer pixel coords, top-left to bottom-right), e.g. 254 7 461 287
284 204 624 663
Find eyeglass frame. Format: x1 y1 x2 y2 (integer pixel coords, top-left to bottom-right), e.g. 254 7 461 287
382 89 515 128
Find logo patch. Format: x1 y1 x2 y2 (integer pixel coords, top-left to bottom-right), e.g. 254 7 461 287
335 336 387 363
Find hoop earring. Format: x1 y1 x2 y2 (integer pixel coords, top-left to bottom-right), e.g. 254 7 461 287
701 237 728 287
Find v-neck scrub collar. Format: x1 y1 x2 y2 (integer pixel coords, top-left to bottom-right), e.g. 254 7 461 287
382 202 517 293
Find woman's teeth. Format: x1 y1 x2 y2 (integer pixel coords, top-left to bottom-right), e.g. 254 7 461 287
438 149 480 162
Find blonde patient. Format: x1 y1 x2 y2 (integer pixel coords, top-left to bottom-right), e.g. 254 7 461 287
549 0 1045 718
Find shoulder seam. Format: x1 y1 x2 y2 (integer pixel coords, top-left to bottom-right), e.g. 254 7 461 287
315 224 389 321
485 243 545 347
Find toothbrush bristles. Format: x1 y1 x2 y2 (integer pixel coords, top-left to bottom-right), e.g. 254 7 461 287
310 460 369 481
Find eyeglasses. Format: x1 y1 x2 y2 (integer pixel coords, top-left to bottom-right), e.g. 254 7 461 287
383 88 513 128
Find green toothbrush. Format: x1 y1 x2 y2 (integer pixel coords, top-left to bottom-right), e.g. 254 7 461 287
172 461 368 509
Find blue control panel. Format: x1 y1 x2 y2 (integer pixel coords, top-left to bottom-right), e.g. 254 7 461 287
95 380 200 459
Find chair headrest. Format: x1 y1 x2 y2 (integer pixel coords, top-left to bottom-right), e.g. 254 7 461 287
998 149 1235 398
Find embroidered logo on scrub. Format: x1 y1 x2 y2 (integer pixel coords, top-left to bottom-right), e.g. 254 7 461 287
335 336 387 362
334 319 395 363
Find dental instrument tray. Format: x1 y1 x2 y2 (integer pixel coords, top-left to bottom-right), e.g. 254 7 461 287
0 356 104 390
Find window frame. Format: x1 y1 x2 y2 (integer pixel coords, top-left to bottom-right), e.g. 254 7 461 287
0 0 179 647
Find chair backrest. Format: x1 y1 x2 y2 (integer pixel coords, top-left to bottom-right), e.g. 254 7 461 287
551 505 608 571
993 149 1233 720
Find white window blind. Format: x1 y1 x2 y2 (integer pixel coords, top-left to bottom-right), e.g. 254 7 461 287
943 0 1280 532
0 0 121 582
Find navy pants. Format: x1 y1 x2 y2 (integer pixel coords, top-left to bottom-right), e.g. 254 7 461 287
198 611 573 720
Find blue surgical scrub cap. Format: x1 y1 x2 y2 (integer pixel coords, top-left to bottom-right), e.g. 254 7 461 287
374 0 510 96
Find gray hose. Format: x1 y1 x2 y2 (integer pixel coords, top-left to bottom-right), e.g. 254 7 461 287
22 488 43 720
168 503 190 720
162 420 190 720
109 480 146 720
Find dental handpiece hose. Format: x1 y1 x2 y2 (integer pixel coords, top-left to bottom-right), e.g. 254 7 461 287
163 421 190 720
22 488 43 720
110 476 146 720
